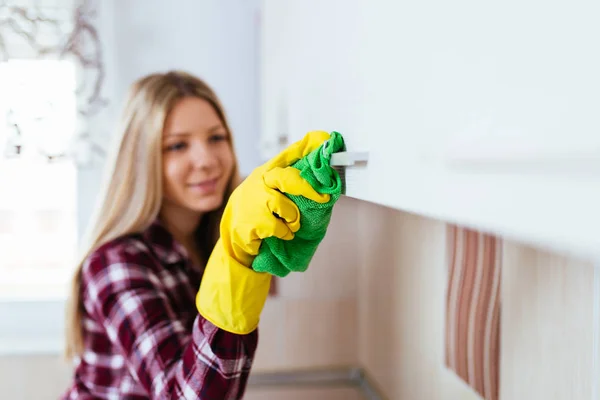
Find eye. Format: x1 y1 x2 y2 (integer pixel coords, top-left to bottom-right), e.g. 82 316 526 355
210 133 228 143
165 141 187 152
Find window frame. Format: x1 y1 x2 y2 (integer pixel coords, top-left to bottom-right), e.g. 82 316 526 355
0 299 66 355
0 58 80 356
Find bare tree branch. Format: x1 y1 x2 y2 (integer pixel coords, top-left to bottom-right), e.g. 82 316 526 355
0 0 107 161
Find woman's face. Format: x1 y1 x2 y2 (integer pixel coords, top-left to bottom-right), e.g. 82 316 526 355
161 97 235 218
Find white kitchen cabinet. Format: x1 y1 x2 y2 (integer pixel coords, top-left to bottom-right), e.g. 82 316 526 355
283 0 365 147
259 0 366 155
260 0 600 259
258 0 294 161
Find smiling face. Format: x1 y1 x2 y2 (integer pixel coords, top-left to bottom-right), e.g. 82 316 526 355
160 96 235 222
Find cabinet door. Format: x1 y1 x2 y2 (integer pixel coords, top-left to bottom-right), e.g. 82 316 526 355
352 0 600 257
259 0 295 161
283 0 366 150
260 0 366 156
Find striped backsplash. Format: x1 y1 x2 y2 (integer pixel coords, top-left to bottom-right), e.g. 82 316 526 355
445 225 501 400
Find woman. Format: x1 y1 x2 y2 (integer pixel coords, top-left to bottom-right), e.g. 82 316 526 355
61 70 331 399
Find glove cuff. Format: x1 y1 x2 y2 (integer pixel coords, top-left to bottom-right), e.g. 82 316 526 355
196 238 272 334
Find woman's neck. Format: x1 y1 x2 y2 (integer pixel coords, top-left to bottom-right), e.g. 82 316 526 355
159 205 204 263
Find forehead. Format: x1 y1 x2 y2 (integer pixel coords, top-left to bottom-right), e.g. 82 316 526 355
164 97 223 135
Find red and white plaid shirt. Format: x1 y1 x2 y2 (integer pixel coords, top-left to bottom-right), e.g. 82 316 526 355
61 220 258 399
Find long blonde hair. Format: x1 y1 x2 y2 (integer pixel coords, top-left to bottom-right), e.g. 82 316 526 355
64 70 240 359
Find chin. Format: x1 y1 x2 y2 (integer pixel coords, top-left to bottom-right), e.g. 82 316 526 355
188 195 225 213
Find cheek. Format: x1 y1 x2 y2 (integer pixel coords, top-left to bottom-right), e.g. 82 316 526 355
163 157 186 192
220 147 235 176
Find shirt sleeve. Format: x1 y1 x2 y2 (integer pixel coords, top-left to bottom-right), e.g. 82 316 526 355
80 240 258 400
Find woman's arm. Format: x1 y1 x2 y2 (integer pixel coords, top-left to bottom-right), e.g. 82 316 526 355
81 241 257 400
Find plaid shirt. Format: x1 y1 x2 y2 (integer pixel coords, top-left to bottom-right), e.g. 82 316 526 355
61 220 258 399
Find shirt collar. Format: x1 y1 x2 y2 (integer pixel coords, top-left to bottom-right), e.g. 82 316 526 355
141 219 188 266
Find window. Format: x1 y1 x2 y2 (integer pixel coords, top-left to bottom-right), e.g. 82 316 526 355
0 59 78 301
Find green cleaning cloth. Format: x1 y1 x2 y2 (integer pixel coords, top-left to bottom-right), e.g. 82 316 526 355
251 131 346 277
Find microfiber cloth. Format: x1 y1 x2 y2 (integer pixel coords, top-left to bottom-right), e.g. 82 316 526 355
251 131 346 277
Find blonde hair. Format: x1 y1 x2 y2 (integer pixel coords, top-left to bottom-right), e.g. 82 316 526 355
64 70 240 359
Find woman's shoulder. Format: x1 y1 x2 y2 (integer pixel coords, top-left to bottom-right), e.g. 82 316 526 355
88 233 150 261
78 233 168 323
80 233 157 284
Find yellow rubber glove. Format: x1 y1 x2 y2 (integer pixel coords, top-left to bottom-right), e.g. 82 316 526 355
196 130 332 334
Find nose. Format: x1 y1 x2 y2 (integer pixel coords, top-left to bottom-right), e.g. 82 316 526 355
190 140 218 170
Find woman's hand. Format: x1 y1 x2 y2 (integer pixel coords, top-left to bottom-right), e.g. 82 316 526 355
221 130 332 268
196 130 331 334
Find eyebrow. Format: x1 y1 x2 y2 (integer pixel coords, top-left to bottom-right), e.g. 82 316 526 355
165 124 226 137
208 124 226 133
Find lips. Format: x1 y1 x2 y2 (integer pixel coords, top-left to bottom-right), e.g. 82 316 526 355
188 177 219 193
